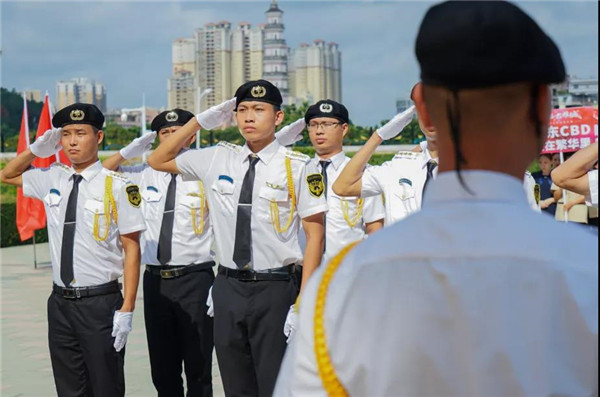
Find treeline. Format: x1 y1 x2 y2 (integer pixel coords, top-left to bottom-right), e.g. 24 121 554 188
1 87 423 151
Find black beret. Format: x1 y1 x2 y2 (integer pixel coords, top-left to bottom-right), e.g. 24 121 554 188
416 1 566 90
151 109 195 132
234 79 282 110
52 103 105 129
305 100 349 124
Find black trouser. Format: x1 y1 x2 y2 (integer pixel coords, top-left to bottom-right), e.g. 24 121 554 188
213 272 300 397
143 267 215 397
48 289 125 397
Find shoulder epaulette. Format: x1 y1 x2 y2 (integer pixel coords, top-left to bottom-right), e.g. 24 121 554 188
103 169 131 184
525 170 532 177
393 151 420 160
285 150 310 163
51 162 71 173
217 141 243 153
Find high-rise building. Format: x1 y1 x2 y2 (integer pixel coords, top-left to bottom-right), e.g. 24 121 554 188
289 40 342 104
56 78 107 112
23 89 42 102
167 0 342 111
263 0 289 102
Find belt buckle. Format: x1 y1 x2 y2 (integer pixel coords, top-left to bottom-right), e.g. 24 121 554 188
63 287 81 299
160 269 175 279
237 269 255 281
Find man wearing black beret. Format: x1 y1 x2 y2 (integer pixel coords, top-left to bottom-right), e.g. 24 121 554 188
148 79 327 396
103 108 216 396
275 2 597 395
1 103 145 396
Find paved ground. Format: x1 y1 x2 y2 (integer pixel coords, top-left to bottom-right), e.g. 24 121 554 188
0 243 224 396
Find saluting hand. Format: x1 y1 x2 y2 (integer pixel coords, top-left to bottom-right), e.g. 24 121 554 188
275 118 306 147
376 105 416 141
30 127 62 158
196 97 237 130
112 311 133 352
119 131 157 160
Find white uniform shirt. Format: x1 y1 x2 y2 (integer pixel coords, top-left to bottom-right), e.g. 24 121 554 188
119 163 213 266
22 161 146 287
361 141 438 225
312 152 385 264
176 140 328 270
587 169 598 207
276 171 598 397
523 170 541 212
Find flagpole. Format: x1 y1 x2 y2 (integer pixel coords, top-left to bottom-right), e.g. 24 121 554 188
32 233 38 269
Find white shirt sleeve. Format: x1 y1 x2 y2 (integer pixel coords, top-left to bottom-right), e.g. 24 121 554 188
115 182 147 235
175 147 218 182
362 194 385 224
587 169 598 207
361 164 386 198
118 164 148 185
22 167 56 200
296 161 329 219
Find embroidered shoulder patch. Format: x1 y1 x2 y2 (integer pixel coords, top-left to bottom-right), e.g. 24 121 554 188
534 184 541 205
285 150 310 163
51 162 71 173
104 169 130 183
217 141 243 153
306 173 324 198
126 185 141 207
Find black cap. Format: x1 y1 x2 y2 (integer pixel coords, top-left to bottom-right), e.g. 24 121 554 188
416 1 566 90
234 79 282 110
305 100 349 124
151 109 195 132
52 103 105 129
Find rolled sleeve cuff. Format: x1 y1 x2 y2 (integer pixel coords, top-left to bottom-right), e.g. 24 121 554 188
119 224 146 235
298 204 329 220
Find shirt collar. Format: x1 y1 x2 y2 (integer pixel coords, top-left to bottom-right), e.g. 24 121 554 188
420 141 439 169
74 161 103 182
316 151 346 171
241 139 280 165
423 170 529 208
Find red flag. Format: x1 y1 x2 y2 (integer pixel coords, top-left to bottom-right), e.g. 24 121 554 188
33 94 71 166
16 95 47 241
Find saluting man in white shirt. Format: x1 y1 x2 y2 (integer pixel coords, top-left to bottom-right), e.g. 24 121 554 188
333 84 438 225
1 103 145 397
275 2 597 396
304 100 384 264
148 80 327 397
102 109 215 397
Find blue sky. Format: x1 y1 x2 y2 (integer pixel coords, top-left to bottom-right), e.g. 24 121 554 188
1 1 597 126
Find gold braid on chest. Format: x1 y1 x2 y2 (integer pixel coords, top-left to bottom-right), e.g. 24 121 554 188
340 198 364 228
268 157 296 233
189 180 207 235
93 176 119 241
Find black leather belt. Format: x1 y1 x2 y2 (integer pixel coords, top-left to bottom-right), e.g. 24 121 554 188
53 280 121 299
218 264 298 281
146 261 215 279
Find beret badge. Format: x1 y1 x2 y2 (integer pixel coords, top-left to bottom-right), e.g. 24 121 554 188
165 111 178 122
319 103 333 113
69 109 85 121
250 85 267 98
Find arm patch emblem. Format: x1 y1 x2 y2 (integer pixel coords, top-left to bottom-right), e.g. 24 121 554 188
534 183 541 205
306 173 324 198
126 185 141 207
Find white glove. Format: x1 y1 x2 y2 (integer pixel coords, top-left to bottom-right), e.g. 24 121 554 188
275 119 306 146
196 98 237 130
206 286 214 317
119 131 157 160
283 304 298 344
112 311 133 352
30 128 62 158
376 105 416 140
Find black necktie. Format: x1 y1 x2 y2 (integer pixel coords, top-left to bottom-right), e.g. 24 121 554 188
422 159 438 198
233 155 260 269
60 174 83 286
157 173 177 266
319 160 331 252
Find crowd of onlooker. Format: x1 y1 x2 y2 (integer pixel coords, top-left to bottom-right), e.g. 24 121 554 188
535 152 598 228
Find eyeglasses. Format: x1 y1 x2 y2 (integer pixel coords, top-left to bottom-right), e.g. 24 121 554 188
307 121 342 131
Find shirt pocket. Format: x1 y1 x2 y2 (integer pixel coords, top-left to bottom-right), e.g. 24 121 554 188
211 179 236 216
177 194 208 235
141 188 163 220
392 183 416 201
330 193 363 228
84 198 114 242
258 184 292 225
